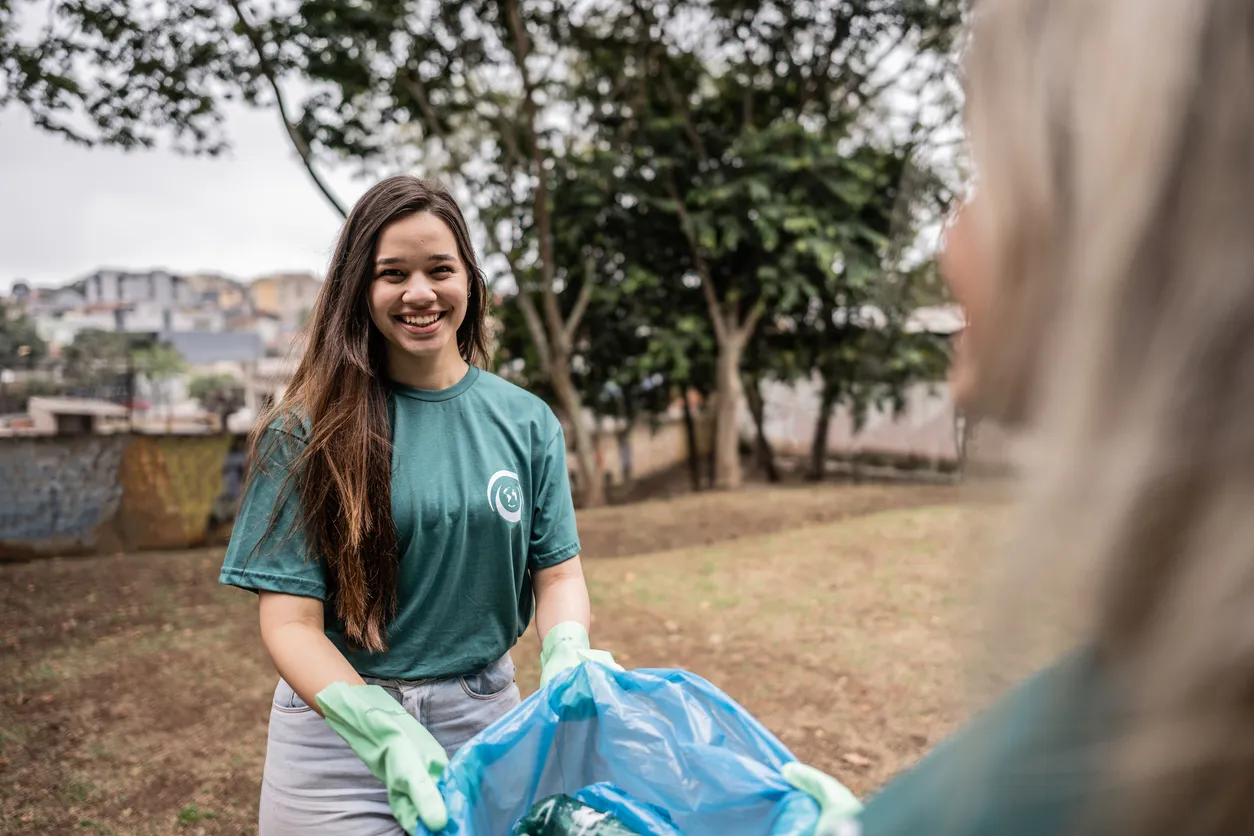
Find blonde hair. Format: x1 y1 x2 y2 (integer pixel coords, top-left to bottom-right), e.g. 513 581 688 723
963 0 1254 832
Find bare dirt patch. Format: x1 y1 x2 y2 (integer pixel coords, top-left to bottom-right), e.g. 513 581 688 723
0 485 965 834
577 482 957 558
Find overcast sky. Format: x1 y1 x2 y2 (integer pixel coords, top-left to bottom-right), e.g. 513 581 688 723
0 105 375 292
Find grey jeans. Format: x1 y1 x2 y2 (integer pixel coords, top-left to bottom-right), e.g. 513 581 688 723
258 654 521 836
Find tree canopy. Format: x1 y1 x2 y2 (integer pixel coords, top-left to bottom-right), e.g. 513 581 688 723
4 0 965 497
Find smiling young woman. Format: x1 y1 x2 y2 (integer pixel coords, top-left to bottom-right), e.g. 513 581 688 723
367 210 473 389
219 176 617 836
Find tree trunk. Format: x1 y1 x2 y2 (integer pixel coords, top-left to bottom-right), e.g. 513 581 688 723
708 434 718 488
515 291 605 507
502 0 603 506
954 411 973 480
700 386 718 487
549 354 605 508
712 333 747 490
616 425 633 482
226 0 348 218
808 379 839 481
680 390 702 491
125 357 136 432
745 372 779 483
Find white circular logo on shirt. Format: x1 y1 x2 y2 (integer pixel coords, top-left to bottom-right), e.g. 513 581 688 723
487 470 523 524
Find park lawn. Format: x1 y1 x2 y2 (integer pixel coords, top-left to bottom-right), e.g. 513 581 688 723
0 484 970 835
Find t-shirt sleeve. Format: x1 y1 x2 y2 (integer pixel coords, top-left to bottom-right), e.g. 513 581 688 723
528 414 582 569
218 428 327 600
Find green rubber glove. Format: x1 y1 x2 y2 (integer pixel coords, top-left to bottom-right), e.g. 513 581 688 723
316 682 449 833
539 621 622 688
782 762 863 835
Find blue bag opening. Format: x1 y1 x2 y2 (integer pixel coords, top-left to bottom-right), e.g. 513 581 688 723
420 664 821 835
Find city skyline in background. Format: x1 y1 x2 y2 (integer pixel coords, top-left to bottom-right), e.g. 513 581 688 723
1 104 371 292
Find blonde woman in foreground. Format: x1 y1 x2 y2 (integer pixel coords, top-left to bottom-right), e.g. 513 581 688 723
787 0 1254 833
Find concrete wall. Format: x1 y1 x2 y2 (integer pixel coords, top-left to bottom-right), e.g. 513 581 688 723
741 376 962 463
0 417 698 559
594 414 714 485
112 435 236 550
0 433 241 559
0 436 128 554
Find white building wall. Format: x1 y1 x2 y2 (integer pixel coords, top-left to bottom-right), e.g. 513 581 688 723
741 374 962 462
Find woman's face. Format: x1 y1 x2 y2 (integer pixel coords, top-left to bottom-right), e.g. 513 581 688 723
938 200 991 409
367 211 469 372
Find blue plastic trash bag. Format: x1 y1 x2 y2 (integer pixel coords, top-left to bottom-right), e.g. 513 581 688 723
419 664 821 835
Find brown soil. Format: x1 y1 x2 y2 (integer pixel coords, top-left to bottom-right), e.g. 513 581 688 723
0 484 966 835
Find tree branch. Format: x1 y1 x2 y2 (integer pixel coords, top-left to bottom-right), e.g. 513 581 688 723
742 78 754 129
659 63 708 163
398 69 468 172
629 0 709 164
564 252 596 343
742 296 768 338
834 27 913 108
514 285 553 377
481 102 524 170
398 55 514 178
504 0 564 346
226 0 347 218
459 68 524 170
799 6 859 111
664 172 727 345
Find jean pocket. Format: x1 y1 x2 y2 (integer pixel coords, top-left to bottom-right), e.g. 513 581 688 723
271 678 314 714
458 656 518 700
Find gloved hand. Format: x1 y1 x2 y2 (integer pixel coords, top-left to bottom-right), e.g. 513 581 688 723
539 621 622 688
316 682 449 833
782 762 863 835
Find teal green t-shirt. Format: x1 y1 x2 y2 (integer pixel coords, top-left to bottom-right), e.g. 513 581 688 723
852 649 1110 836
218 366 582 680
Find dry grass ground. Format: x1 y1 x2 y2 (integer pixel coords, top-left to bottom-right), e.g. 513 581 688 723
0 483 970 835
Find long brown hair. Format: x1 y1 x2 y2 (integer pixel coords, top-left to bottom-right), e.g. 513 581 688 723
962 1 1254 833
250 176 490 651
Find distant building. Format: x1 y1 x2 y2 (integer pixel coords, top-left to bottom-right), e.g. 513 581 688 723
250 273 322 330
26 397 128 436
33 304 219 346
125 331 268 430
185 273 249 313
226 312 285 353
80 269 197 333
160 331 266 369
83 269 194 307
27 268 241 348
234 355 298 432
740 304 967 466
824 303 965 335
34 308 116 347
904 304 965 335
46 288 87 314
